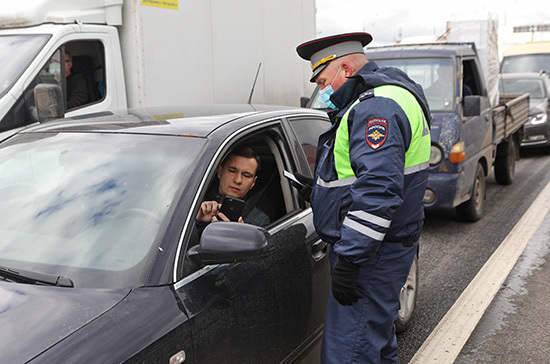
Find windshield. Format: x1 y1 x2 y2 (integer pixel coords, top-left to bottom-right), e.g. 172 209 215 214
374 58 454 111
0 132 204 289
499 78 547 99
0 35 51 99
501 54 550 74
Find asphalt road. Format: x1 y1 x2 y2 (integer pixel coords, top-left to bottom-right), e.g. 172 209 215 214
397 149 550 363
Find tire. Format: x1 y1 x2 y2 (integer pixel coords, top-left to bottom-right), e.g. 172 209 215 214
396 253 418 333
456 163 485 222
494 138 516 185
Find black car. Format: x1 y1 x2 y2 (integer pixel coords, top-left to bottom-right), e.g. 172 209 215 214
0 104 333 363
0 104 417 363
499 72 550 152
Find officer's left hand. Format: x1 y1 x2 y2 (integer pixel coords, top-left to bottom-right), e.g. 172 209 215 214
331 257 362 306
292 173 314 202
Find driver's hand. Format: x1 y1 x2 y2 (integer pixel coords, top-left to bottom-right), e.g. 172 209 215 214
213 213 244 223
196 201 221 222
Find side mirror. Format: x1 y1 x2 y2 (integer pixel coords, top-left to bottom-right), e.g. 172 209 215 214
463 95 481 117
300 96 310 108
34 84 64 123
195 222 273 264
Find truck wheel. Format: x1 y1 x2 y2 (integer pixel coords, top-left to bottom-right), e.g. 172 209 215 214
396 253 418 333
494 138 516 185
456 163 485 222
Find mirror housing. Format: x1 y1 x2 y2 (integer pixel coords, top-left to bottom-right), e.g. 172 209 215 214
34 84 64 123
196 222 273 264
300 96 310 108
463 95 481 117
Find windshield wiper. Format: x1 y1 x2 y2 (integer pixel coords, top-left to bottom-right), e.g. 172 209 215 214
0 265 74 287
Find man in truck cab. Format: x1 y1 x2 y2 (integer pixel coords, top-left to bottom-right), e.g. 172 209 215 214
295 32 431 363
49 51 91 110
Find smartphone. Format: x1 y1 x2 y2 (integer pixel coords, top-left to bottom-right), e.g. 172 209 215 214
218 196 246 221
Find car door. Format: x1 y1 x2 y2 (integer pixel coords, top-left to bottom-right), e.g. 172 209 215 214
173 122 329 364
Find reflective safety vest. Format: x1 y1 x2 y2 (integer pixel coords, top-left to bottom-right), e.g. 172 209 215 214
334 85 430 180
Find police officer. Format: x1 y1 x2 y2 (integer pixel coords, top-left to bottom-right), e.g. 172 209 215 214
295 32 431 363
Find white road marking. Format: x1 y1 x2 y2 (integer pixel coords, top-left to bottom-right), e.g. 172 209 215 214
410 180 550 363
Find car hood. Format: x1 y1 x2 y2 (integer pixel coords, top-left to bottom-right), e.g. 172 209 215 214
0 281 130 363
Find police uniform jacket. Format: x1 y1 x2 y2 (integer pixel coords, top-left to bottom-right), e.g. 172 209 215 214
310 61 431 266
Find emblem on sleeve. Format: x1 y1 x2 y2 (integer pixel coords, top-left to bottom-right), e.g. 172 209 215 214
366 118 388 149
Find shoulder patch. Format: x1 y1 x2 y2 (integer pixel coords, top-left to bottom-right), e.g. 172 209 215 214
366 118 388 149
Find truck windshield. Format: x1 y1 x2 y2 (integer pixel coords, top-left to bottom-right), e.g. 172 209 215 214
501 54 550 74
374 58 455 111
0 34 51 99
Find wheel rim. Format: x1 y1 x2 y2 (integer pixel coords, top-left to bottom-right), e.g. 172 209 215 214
473 170 484 213
399 256 417 320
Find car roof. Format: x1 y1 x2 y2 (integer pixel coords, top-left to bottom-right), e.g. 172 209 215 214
14 104 328 138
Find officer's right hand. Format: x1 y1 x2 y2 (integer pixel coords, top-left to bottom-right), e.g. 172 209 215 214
331 257 363 306
292 173 314 202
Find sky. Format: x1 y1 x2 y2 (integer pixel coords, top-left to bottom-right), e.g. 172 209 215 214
316 0 550 50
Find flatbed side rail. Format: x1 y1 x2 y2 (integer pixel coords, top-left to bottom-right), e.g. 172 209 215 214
492 93 530 143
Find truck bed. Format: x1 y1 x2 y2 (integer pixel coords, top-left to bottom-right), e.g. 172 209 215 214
492 93 530 143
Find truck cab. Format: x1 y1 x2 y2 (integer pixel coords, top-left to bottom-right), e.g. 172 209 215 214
0 5 127 132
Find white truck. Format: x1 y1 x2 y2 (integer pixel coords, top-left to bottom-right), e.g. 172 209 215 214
0 0 316 131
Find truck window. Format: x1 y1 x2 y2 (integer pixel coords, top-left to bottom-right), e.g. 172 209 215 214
40 41 106 112
462 59 482 96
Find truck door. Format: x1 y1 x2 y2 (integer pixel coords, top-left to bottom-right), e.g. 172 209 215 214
461 58 493 173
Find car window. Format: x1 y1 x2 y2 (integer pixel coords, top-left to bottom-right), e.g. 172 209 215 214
181 127 301 277
288 117 330 175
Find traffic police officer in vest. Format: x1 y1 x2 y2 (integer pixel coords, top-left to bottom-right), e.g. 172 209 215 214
296 32 431 363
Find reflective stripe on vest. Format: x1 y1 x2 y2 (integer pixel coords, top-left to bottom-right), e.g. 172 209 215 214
333 85 430 180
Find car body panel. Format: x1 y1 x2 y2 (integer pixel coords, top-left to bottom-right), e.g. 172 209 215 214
0 282 129 363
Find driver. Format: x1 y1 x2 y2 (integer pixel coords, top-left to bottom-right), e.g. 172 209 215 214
195 145 270 227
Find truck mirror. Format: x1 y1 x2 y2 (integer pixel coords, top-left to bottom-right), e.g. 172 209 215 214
34 84 65 123
463 95 481 117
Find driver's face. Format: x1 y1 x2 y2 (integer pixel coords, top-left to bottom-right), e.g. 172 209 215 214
217 154 258 199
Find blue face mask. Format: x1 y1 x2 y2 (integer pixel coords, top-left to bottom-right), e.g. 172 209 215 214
319 66 342 110
319 85 337 110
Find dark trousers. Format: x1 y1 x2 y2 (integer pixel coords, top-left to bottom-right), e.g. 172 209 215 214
321 241 418 364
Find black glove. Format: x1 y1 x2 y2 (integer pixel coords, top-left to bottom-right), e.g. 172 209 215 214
332 257 362 306
292 173 314 202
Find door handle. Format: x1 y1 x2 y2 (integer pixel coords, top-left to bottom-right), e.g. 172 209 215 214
311 240 328 261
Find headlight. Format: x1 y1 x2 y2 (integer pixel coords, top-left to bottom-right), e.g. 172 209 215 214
530 113 548 125
429 145 443 166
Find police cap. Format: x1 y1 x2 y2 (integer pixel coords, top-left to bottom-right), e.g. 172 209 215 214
296 32 372 82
